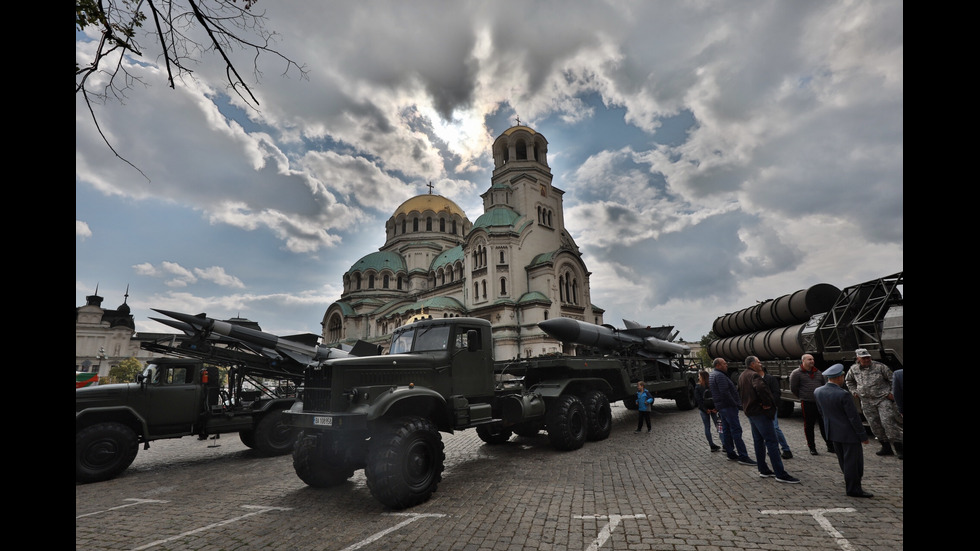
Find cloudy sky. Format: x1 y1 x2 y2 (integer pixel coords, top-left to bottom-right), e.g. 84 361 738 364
76 0 903 343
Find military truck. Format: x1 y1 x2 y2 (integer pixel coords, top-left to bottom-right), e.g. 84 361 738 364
277 315 697 509
75 312 367 484
706 272 904 415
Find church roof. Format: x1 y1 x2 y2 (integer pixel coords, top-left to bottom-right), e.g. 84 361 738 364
393 194 468 219
472 206 522 230
518 291 551 305
346 251 406 275
431 245 464 271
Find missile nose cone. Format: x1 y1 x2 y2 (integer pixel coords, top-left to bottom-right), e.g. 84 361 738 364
152 309 210 329
538 318 580 341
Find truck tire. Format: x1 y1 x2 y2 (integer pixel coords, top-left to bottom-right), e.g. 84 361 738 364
582 390 612 441
476 423 513 445
674 381 697 411
546 395 587 451
76 422 139 483
292 433 354 487
365 416 445 509
513 422 543 437
622 394 639 410
239 430 256 449
253 410 298 456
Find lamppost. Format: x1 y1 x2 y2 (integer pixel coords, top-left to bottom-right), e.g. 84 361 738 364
97 346 107 378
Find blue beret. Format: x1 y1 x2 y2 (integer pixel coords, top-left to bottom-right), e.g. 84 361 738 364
823 363 845 377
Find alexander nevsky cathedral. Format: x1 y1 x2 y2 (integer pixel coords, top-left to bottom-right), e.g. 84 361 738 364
321 124 605 360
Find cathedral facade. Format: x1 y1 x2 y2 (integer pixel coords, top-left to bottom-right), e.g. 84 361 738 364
321 124 604 360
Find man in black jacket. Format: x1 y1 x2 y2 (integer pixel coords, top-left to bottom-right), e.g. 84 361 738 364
738 356 800 484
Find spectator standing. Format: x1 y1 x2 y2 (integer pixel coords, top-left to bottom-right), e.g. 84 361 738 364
892 368 904 416
694 370 721 452
814 363 872 498
708 358 756 466
790 354 833 455
763 366 793 459
635 381 653 432
845 349 903 460
738 356 800 484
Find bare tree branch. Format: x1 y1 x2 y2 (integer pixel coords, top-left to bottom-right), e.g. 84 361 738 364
76 0 308 174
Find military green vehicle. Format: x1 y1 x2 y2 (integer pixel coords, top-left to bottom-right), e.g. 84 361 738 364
280 315 697 509
75 357 301 484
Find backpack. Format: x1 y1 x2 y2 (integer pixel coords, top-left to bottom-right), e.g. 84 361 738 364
702 388 715 410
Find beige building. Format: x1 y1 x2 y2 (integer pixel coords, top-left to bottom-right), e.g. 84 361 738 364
322 124 604 359
75 288 161 377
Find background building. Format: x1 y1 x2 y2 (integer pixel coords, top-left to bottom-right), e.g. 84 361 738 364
75 287 164 377
322 124 604 359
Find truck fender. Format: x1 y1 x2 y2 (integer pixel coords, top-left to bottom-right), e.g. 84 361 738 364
249 398 298 416
529 378 615 399
76 406 150 440
367 387 450 430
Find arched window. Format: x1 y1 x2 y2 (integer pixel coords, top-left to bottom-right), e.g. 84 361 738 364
368 274 375 289
474 282 479 298
413 218 419 232
559 275 565 302
355 274 362 290
481 280 487 299
499 251 505 264
383 275 390 289
572 279 578 304
452 220 457 234
401 220 406 234
547 211 552 226
500 278 507 295
397 276 403 290
516 139 527 160
544 311 549 320
440 218 446 232
426 217 432 231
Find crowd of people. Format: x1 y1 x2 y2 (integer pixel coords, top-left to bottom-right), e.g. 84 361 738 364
685 348 903 498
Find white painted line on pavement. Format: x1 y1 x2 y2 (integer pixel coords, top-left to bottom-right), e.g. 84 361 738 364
574 514 647 551
130 505 291 550
338 513 447 551
761 508 858 551
76 498 169 519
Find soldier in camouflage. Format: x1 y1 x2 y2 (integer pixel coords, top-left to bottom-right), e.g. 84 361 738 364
845 348 903 459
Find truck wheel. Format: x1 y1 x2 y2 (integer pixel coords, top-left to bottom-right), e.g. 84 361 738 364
253 410 298 456
674 381 697 411
76 422 139 483
513 422 543 437
366 416 445 509
292 434 354 487
476 423 513 445
546 395 587 451
239 430 256 449
582 391 612 441
622 394 639 410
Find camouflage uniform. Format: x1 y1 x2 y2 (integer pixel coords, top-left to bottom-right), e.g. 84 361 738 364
845 360 903 445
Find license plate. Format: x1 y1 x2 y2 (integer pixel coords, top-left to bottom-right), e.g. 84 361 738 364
313 416 333 426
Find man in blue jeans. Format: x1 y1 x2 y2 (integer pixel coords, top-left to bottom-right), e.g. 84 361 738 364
738 356 800 484
708 358 756 466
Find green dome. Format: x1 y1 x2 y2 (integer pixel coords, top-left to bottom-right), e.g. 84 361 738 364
473 207 522 230
346 251 406 275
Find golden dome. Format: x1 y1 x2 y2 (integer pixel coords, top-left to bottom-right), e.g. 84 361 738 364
393 194 467 218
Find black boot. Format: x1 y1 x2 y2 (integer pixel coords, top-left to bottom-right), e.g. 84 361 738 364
893 442 903 460
876 442 894 456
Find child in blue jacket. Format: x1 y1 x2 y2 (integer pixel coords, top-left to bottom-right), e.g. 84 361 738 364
635 381 654 432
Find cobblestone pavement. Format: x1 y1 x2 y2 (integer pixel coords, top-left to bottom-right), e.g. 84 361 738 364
76 402 903 550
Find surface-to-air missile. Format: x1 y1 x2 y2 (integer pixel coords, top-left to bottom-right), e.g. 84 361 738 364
538 317 691 357
151 309 376 366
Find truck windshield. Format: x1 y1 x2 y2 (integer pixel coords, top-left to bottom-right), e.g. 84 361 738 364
388 326 451 354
